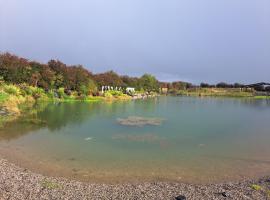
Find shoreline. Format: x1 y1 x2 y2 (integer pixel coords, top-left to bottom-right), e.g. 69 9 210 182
0 158 269 199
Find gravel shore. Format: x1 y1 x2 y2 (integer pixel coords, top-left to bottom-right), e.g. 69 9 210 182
0 158 269 200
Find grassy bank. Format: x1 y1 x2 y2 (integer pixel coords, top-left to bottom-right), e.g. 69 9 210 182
0 82 131 122
254 96 270 99
174 88 255 98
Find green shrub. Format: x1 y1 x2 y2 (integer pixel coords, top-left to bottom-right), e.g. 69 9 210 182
104 91 113 98
70 91 78 97
3 84 21 96
79 85 88 96
0 92 9 103
32 87 45 99
20 85 34 96
57 88 67 99
105 90 124 97
47 89 55 99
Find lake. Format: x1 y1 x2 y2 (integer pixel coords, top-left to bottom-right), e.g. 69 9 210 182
1 96 270 183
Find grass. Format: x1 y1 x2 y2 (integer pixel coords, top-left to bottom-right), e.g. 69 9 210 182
254 96 270 99
84 96 104 102
0 93 9 103
175 88 257 98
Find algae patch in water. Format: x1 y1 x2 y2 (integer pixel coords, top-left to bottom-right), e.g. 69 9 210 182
117 116 165 127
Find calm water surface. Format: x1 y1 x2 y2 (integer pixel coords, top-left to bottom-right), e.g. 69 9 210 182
1 96 270 183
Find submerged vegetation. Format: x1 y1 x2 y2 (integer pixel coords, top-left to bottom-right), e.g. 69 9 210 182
117 116 165 127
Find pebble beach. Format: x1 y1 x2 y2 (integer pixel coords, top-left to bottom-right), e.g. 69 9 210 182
1 158 270 200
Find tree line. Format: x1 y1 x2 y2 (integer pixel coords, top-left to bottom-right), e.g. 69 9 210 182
1 53 268 94
200 82 270 92
0 53 160 95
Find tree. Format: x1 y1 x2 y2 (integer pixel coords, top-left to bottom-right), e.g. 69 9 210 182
29 62 55 89
78 79 97 96
172 81 191 90
233 83 244 88
0 53 31 84
139 74 159 92
121 75 140 89
94 71 123 87
200 83 209 88
48 59 97 93
216 82 232 88
254 85 265 91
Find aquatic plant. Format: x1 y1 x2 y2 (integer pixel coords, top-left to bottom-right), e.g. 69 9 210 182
117 116 165 127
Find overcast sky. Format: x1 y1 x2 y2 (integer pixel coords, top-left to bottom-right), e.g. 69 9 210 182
0 0 269 84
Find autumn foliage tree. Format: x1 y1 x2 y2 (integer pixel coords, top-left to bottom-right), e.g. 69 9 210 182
0 53 31 84
0 53 97 95
0 52 178 95
93 71 123 87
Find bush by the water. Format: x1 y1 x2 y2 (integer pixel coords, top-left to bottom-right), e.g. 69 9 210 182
104 90 131 100
3 84 21 96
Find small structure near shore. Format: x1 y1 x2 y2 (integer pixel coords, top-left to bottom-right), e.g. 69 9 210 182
100 86 136 95
160 87 168 94
126 87 135 94
101 86 122 93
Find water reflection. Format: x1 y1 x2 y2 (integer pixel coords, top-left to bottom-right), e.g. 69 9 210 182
0 102 99 140
0 97 270 141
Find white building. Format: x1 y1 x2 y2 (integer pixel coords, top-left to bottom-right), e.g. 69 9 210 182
126 87 135 93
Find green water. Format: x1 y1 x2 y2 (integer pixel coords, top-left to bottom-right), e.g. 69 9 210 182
1 96 270 183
